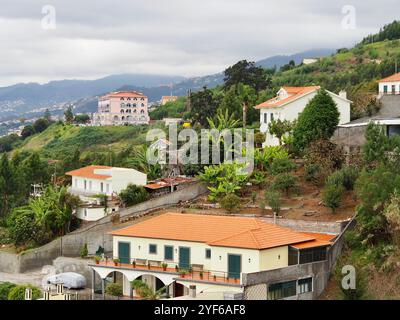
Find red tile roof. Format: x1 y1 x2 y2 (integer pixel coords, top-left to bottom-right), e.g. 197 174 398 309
110 213 331 250
380 73 400 83
255 86 320 109
65 165 112 180
291 232 336 249
100 91 147 99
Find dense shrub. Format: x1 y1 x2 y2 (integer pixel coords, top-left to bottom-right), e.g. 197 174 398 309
0 282 16 300
105 283 123 297
272 173 297 196
7 285 41 300
326 166 359 191
220 194 241 213
270 158 296 175
119 184 149 207
323 184 344 213
80 243 88 258
293 89 340 152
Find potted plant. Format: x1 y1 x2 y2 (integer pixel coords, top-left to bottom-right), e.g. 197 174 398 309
199 271 204 279
113 258 120 266
94 256 101 265
161 263 168 271
213 275 217 281
147 262 151 270
175 265 179 272
132 260 136 268
179 270 187 278
188 267 193 274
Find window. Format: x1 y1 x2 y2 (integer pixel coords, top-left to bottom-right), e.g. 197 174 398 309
384 85 388 93
100 182 104 193
84 209 87 217
140 110 145 114
270 113 274 121
74 178 78 187
89 181 92 190
393 85 396 94
149 244 157 254
263 113 267 124
299 247 327 264
288 247 298 265
205 249 211 259
298 277 312 294
84 180 87 190
164 246 173 260
267 280 297 300
106 184 110 193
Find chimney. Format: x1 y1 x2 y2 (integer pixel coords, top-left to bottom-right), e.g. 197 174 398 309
339 90 347 99
189 285 196 298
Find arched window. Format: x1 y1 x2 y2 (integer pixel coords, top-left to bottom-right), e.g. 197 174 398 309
133 109 137 113
126 109 130 113
127 103 131 107
140 109 145 114
120 109 124 113
120 97 124 101
141 103 145 107
113 115 119 121
121 103 125 108
127 97 131 100
121 116 125 120
132 103 137 107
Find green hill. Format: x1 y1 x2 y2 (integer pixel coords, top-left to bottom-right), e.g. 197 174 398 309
13 122 165 160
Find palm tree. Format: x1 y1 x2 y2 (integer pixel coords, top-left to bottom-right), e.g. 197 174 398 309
131 280 166 300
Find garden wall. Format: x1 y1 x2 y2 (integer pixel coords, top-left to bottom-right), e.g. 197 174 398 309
0 182 208 274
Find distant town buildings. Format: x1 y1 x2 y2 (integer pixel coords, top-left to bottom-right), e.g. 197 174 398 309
92 91 150 126
161 95 178 105
379 72 400 95
256 86 351 146
66 165 147 221
302 58 319 65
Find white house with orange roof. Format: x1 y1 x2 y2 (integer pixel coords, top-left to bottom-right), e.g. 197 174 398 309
379 72 400 95
66 165 147 221
92 91 150 126
255 86 351 146
90 213 335 299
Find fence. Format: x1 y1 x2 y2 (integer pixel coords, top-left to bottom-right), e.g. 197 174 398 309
243 217 357 300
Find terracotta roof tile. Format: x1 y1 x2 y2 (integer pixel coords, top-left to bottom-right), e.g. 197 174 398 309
380 73 400 83
110 213 321 250
65 165 112 180
255 86 320 109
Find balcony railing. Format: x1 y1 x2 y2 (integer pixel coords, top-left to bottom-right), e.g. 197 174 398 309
90 257 241 285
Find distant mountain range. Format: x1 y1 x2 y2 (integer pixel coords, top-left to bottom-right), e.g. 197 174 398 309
0 48 335 122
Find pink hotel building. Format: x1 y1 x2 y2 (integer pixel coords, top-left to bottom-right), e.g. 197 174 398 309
92 91 150 126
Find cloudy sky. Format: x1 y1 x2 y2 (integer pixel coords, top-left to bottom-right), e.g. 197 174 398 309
0 0 398 86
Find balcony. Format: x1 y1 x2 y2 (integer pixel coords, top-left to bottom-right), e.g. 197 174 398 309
90 257 242 286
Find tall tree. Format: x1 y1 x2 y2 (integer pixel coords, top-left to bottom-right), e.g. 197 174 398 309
64 106 74 124
293 89 340 152
223 60 271 92
188 87 221 127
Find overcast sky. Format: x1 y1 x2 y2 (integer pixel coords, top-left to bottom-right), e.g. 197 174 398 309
0 0 398 86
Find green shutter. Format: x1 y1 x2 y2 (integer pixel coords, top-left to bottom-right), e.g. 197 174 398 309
228 254 241 279
179 247 190 269
118 242 130 264
164 246 173 260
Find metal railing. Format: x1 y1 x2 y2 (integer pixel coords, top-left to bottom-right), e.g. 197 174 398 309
93 256 241 284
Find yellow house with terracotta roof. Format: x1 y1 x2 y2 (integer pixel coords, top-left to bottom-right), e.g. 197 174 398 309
255 86 351 146
90 213 335 299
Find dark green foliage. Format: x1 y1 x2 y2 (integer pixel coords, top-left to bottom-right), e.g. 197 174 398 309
21 125 35 139
74 114 90 124
149 97 187 120
361 20 400 44
0 282 16 300
80 243 88 258
64 106 74 124
188 87 221 127
119 184 149 207
268 119 295 145
270 158 296 175
220 193 241 213
271 173 297 196
7 208 38 245
7 285 41 300
293 90 340 152
322 184 344 213
33 118 50 133
223 60 271 92
326 166 359 191
264 190 281 214
0 134 20 152
105 283 123 297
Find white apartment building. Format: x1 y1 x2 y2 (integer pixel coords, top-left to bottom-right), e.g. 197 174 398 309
66 165 147 221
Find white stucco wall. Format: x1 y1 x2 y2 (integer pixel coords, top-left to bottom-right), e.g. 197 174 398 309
112 236 289 275
379 81 400 94
259 90 351 146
